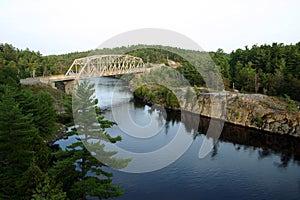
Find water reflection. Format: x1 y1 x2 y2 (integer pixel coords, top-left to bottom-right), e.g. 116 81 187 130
178 110 300 168
133 96 300 168
210 141 219 159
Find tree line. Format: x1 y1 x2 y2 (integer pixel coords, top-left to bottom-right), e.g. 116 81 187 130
127 43 300 101
211 43 300 100
1 42 299 100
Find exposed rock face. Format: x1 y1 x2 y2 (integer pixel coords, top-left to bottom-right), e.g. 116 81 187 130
179 92 300 137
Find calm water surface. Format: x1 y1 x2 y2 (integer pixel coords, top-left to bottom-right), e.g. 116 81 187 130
56 77 300 200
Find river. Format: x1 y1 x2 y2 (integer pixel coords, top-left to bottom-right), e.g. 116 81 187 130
56 77 300 200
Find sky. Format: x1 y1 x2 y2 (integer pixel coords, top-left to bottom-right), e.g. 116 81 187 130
0 0 299 55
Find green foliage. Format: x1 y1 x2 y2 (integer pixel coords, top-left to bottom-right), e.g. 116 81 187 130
255 115 264 128
193 85 200 95
210 49 231 89
166 90 180 108
176 63 205 86
127 43 300 101
236 63 256 92
0 87 50 199
128 48 169 63
34 92 57 139
132 66 183 109
284 94 298 114
16 163 44 199
0 70 61 199
134 84 180 109
51 81 130 199
0 88 37 171
229 42 300 100
14 87 57 139
0 65 19 87
31 174 67 200
57 94 74 125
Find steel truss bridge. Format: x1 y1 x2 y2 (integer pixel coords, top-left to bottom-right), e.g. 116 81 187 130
20 54 145 93
65 54 145 78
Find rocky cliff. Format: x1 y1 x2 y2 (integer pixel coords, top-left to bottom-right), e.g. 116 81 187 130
178 91 300 137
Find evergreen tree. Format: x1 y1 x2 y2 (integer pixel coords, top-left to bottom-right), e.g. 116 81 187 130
31 173 67 200
17 163 45 199
51 81 130 200
0 86 51 199
15 88 57 139
35 91 57 139
0 65 19 87
0 87 38 198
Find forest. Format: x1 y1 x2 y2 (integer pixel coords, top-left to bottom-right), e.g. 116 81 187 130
0 54 127 198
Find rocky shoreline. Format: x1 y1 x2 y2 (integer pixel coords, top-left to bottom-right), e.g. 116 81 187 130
134 89 300 138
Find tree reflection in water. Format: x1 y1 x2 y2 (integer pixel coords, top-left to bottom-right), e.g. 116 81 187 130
150 106 300 168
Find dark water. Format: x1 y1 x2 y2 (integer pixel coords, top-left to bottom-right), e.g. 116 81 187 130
56 77 300 200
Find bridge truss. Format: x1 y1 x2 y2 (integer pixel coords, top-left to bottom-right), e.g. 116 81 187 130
65 55 145 78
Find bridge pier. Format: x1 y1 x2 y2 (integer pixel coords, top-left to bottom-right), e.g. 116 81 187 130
49 82 57 89
53 80 76 94
64 80 75 95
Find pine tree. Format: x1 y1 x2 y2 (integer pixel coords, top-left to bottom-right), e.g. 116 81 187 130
0 65 19 87
31 173 67 200
17 163 45 199
51 81 130 199
12 88 51 169
35 91 57 139
0 86 51 199
0 87 38 198
15 88 57 139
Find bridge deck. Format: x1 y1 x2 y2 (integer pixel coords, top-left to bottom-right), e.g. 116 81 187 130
20 75 77 85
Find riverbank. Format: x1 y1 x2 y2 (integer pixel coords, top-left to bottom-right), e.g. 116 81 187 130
133 86 300 138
